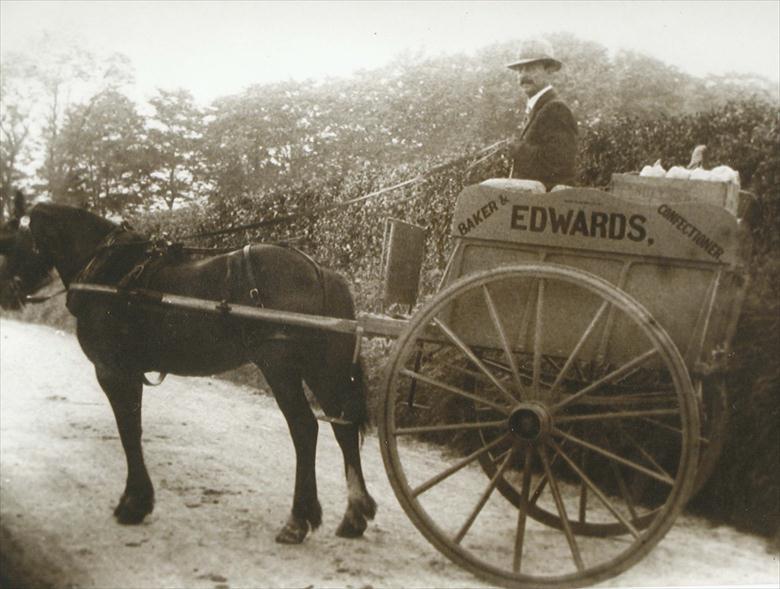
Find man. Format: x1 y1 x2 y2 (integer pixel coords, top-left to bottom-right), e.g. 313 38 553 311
507 40 577 190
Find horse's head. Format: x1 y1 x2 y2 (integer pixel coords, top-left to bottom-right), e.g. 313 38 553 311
0 193 55 310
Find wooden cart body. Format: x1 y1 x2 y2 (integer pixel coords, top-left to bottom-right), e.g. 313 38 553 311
441 179 749 371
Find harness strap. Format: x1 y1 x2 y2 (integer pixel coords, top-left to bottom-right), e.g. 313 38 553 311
24 287 67 304
242 244 263 307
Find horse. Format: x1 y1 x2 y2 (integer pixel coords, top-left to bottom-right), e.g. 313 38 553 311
0 197 376 544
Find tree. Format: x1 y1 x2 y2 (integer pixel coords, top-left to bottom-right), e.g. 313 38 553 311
0 56 35 218
145 89 207 210
57 89 147 214
18 34 135 201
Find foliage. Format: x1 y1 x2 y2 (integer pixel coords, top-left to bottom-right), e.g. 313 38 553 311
0 56 34 218
578 100 779 188
55 89 148 214
145 89 208 210
0 35 136 212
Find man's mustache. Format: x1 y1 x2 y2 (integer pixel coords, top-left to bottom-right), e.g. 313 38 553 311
520 78 534 85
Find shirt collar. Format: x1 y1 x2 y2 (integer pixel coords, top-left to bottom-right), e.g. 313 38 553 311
525 85 553 114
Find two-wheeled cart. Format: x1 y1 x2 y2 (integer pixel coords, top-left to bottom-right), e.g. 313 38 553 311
376 177 751 588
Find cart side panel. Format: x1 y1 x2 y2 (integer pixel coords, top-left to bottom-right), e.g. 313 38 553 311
451 183 745 266
442 181 749 368
446 242 721 366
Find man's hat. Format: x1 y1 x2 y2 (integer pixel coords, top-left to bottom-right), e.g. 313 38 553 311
507 38 562 72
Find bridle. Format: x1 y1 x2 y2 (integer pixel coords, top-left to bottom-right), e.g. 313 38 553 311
4 215 65 304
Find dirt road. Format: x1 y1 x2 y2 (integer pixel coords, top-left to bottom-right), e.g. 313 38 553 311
1 318 777 588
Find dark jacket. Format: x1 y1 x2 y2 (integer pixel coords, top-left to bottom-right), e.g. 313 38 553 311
511 88 577 190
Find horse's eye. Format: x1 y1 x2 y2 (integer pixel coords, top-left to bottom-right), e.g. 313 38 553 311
19 216 30 229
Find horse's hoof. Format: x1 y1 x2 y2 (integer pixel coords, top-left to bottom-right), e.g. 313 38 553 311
275 521 308 544
335 516 367 539
114 493 153 525
336 494 376 538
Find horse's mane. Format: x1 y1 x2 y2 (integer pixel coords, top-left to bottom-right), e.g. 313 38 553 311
31 202 120 237
29 203 148 286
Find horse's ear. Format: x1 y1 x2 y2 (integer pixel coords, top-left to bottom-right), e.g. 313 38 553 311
13 190 26 219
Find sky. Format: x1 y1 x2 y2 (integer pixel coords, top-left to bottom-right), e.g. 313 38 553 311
1 0 779 105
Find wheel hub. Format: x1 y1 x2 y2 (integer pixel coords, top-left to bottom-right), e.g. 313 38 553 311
508 403 551 442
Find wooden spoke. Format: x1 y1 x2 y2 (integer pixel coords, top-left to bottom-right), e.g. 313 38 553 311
439 360 492 385
544 354 563 373
512 443 535 573
454 447 516 545
482 285 524 400
613 364 645 384
573 361 587 382
574 392 677 407
638 416 683 435
549 300 609 397
529 474 548 506
432 317 518 406
639 416 710 444
531 279 545 398
539 445 585 571
399 368 510 414
490 448 511 466
516 277 538 351
412 434 511 497
551 349 660 412
528 435 570 505
614 423 673 481
487 447 513 467
596 428 640 522
553 428 675 486
483 357 541 386
394 420 507 436
578 450 588 524
554 408 680 423
549 440 641 539
610 461 639 522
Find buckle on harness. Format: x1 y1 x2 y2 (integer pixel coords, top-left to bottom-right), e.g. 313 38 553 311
249 287 263 307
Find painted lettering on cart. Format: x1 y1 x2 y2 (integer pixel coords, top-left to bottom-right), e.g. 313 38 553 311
509 206 648 242
656 204 724 260
457 194 509 235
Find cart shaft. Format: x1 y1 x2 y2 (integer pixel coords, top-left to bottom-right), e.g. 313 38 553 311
69 283 408 339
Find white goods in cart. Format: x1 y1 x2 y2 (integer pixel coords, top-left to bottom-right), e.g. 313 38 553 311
640 159 666 177
666 165 692 180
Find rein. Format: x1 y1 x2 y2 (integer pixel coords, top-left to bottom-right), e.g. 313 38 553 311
178 139 508 241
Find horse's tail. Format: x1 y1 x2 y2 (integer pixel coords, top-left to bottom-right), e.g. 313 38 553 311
321 269 370 438
347 357 370 439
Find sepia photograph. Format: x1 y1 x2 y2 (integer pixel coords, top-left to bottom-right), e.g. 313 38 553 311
1 1 778 588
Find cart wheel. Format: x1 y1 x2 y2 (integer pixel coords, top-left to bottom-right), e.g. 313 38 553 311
692 377 728 495
379 264 699 589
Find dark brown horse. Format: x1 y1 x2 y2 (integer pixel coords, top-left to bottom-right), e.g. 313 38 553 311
0 198 376 544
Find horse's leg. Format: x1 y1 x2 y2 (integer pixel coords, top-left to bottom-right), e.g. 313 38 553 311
95 366 154 524
329 420 377 538
305 356 376 538
254 346 321 544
